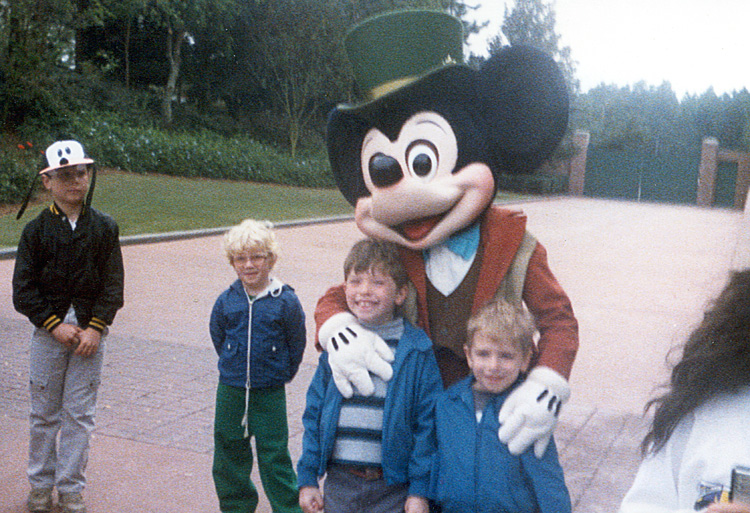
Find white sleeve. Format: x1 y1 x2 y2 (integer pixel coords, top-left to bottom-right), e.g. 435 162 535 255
618 415 694 513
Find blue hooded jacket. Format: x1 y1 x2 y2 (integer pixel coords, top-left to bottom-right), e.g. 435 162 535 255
431 376 571 513
209 277 306 389
297 321 442 498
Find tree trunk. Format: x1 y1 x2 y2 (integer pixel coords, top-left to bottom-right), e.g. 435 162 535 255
162 26 185 126
289 124 298 160
124 16 132 89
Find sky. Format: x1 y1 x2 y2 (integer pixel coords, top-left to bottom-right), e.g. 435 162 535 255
466 0 749 97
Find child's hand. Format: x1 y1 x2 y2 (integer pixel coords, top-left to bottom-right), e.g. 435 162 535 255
299 486 324 513
707 502 750 513
51 323 82 349
405 495 429 513
75 328 101 357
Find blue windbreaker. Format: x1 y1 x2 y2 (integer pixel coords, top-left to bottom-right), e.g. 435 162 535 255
431 376 571 513
297 321 442 498
209 277 306 389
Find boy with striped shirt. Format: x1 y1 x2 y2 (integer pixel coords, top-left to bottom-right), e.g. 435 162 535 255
297 238 443 513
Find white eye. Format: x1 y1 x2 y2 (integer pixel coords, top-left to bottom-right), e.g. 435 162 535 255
406 140 438 181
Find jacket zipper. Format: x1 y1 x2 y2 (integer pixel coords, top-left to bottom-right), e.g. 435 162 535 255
245 291 254 389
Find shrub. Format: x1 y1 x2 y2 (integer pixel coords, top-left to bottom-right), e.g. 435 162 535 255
0 141 41 205
65 110 336 188
0 109 336 204
2 64 337 200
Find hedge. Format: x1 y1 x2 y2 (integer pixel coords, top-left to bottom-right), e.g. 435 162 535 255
66 112 335 188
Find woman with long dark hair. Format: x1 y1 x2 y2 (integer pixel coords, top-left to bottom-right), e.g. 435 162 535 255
620 270 750 513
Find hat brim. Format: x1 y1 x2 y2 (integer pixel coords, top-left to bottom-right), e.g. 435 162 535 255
39 158 95 175
338 63 474 119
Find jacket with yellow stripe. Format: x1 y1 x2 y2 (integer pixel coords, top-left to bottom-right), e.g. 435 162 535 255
13 203 124 334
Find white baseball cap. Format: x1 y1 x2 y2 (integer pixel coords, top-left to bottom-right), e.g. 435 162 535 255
40 140 94 175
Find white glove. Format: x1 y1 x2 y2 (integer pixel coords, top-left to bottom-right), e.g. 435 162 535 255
497 366 571 458
318 312 394 398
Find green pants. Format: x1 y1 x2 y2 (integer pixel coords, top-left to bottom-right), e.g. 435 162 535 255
213 383 301 513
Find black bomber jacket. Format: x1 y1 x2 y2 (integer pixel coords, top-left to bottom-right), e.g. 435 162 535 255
12 203 125 333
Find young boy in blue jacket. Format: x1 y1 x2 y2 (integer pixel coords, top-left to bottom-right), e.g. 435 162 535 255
210 219 306 513
431 299 571 513
297 238 443 513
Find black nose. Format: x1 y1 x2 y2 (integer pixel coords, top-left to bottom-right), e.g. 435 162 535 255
369 153 403 188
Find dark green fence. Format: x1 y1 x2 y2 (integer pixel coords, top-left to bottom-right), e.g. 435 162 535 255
715 161 738 208
584 142 704 205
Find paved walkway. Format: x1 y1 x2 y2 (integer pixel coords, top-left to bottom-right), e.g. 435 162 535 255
0 197 745 513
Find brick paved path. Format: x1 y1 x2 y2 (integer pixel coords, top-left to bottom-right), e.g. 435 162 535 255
0 198 743 512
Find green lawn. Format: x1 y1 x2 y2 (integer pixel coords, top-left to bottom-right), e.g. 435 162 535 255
0 170 354 248
0 170 528 249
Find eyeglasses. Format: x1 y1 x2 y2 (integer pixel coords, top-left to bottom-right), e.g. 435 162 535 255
233 253 269 265
46 165 90 183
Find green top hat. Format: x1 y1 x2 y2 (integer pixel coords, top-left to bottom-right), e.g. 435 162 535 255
344 10 464 105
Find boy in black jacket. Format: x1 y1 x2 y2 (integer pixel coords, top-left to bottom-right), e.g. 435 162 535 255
13 140 124 513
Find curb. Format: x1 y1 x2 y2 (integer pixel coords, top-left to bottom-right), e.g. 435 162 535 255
0 214 355 261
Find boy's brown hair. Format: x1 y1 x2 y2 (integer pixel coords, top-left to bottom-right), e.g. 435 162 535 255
344 238 409 288
466 299 536 356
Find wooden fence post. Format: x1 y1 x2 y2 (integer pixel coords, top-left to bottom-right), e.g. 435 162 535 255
697 137 719 207
568 130 589 196
731 152 750 210
733 185 750 269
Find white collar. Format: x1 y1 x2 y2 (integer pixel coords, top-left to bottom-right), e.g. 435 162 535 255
424 243 476 297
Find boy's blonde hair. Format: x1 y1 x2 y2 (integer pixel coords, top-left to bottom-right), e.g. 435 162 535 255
466 300 536 356
344 238 408 288
223 219 279 263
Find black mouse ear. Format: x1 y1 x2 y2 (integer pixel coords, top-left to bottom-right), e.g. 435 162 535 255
326 108 372 206
16 174 39 220
478 45 569 174
84 162 96 211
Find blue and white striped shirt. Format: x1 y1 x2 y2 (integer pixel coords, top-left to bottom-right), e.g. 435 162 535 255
330 318 404 468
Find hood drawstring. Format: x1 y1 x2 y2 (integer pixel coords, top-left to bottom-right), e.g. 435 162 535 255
242 292 255 439
241 386 251 439
239 277 284 439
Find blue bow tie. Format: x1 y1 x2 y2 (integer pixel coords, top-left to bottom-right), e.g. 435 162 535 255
443 223 480 260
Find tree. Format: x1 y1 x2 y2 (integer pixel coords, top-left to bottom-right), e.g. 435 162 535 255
106 0 148 88
488 0 578 94
142 0 237 125
247 0 351 158
243 0 473 157
445 0 485 46
181 9 241 114
0 0 76 128
682 88 750 151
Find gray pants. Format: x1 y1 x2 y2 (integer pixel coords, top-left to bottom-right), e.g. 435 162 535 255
28 310 104 493
323 465 408 513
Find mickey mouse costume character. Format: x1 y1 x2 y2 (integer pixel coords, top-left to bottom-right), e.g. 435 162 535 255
315 10 579 459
